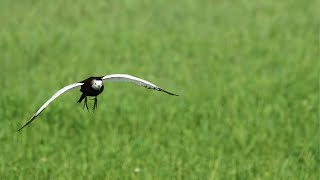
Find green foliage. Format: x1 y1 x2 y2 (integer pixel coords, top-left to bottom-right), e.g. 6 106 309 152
0 0 318 179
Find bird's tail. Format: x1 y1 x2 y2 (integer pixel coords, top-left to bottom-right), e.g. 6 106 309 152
78 94 86 103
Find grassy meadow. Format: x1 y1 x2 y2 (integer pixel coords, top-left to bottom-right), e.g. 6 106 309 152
0 0 319 179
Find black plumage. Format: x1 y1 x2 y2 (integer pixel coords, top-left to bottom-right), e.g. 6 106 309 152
77 77 104 111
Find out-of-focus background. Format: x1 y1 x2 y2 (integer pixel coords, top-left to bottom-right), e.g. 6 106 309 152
0 0 318 179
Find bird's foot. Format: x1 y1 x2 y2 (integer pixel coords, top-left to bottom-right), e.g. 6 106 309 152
93 97 98 112
83 97 89 111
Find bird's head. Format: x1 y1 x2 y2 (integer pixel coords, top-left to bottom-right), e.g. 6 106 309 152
91 79 103 90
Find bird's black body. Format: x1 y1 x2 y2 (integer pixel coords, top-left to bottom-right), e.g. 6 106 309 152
79 77 104 96
78 77 104 111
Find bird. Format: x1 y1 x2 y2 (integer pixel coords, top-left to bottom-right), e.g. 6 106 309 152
18 74 178 131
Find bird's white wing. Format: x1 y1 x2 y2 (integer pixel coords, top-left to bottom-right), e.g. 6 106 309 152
18 82 84 131
101 74 178 96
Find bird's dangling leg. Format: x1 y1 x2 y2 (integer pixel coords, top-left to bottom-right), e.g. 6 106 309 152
78 94 89 111
84 97 89 111
93 97 98 112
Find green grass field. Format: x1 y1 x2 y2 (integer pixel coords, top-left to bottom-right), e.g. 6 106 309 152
0 0 319 179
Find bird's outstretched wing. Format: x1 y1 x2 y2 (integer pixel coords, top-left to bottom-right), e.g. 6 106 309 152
18 82 84 131
101 74 178 96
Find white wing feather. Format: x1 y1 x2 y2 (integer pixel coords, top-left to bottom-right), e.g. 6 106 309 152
18 82 84 131
102 74 178 96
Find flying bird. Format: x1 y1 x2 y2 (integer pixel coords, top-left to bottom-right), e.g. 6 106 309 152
18 74 178 131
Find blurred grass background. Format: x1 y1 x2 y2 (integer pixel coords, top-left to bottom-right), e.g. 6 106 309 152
0 0 319 179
